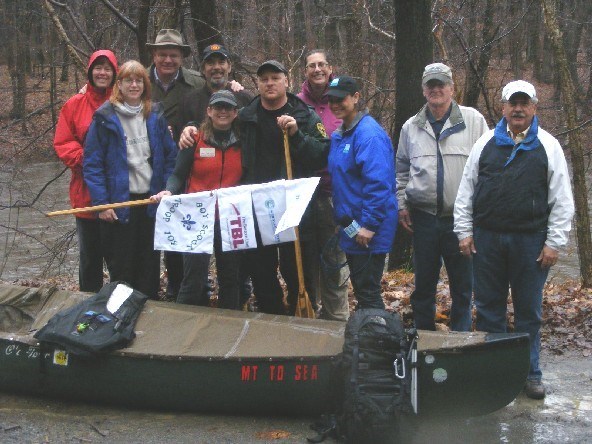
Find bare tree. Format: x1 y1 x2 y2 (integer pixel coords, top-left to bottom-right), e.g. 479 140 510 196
541 0 592 287
388 0 433 269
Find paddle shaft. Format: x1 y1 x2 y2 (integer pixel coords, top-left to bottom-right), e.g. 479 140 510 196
283 131 315 318
46 198 154 217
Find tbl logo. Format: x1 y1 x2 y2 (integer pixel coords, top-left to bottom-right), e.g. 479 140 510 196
343 143 350 154
229 204 245 249
265 199 275 209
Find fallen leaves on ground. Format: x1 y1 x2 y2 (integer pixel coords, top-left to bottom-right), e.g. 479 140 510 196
347 270 592 354
255 430 291 440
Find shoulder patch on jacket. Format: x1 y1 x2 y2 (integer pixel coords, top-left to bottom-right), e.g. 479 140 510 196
316 122 327 138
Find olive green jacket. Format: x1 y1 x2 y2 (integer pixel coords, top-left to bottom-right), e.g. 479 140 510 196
149 65 205 141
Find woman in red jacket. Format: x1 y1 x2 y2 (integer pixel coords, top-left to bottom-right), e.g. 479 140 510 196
152 90 242 309
54 50 118 292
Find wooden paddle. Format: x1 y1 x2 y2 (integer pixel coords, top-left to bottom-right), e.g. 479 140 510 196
283 130 315 319
46 198 154 217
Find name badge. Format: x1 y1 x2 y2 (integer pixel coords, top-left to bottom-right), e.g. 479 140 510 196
200 147 216 158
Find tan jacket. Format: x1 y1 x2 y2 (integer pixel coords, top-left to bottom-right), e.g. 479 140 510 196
396 102 488 216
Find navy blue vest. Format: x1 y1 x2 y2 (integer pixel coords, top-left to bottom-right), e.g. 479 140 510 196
473 136 549 233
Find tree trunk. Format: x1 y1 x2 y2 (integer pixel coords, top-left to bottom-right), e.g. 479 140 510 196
188 0 222 56
389 0 433 270
137 0 152 67
528 5 544 81
42 0 86 72
541 0 592 287
6 0 27 119
464 0 496 109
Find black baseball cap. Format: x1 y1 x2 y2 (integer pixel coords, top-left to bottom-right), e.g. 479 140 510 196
256 60 288 76
327 76 359 98
202 44 230 62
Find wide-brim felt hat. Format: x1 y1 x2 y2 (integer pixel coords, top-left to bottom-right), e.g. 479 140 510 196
146 29 191 57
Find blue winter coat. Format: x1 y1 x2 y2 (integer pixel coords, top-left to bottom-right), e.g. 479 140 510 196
83 101 177 222
328 111 398 254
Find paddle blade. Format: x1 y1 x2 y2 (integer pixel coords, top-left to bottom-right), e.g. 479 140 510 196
294 290 315 318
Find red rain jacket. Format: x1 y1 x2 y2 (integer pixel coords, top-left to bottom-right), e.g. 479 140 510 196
54 50 118 218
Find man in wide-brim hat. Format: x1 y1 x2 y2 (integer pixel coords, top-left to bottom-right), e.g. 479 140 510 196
147 29 205 302
147 29 204 142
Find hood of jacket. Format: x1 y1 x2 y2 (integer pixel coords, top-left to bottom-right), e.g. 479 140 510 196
86 50 118 109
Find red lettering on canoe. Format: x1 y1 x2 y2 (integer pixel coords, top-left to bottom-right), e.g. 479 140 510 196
241 365 258 381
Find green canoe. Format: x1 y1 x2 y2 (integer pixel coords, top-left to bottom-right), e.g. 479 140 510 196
0 284 529 417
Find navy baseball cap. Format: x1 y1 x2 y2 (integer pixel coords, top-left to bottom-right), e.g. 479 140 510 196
327 76 359 98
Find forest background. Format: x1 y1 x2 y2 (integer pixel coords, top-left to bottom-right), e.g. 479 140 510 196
0 0 591 339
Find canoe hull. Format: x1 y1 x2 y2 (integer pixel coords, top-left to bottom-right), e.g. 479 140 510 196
416 332 530 417
0 284 531 417
0 340 337 415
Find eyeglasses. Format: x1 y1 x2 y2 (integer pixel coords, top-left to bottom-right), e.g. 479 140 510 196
121 78 144 85
306 62 329 70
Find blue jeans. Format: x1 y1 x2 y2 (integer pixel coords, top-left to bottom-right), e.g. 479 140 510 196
473 227 548 380
410 209 473 331
347 253 386 310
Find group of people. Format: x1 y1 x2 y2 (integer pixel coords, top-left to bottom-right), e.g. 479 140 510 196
396 63 574 400
54 29 574 400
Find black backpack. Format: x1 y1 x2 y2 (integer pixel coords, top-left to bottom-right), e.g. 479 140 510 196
337 308 414 443
34 281 148 357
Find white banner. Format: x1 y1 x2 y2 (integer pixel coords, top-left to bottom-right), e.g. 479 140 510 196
217 184 258 252
275 177 321 235
154 179 319 252
251 180 296 246
154 191 217 253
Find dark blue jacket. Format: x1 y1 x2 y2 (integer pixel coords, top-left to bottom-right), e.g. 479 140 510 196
473 116 550 233
83 101 177 222
328 111 398 254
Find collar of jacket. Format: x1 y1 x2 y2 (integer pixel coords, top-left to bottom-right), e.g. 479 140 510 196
204 129 240 150
94 101 164 126
412 101 465 139
149 64 193 86
299 74 334 105
238 92 312 124
85 82 111 109
495 115 540 166
334 109 369 136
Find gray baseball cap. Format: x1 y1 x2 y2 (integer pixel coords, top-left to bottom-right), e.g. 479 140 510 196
209 90 238 107
422 63 453 85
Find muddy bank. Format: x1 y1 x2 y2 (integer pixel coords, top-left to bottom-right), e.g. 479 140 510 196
0 350 589 444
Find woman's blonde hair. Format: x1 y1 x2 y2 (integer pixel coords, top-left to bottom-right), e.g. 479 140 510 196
110 60 152 118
